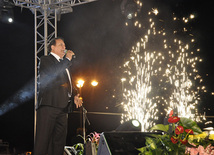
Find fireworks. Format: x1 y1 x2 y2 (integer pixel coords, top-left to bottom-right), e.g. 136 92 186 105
121 7 206 131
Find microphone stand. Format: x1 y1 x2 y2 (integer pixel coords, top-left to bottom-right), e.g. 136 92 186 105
82 106 90 143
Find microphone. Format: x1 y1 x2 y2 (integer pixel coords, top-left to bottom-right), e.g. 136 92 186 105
64 49 76 59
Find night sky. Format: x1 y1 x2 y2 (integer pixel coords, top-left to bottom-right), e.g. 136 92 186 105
0 0 214 153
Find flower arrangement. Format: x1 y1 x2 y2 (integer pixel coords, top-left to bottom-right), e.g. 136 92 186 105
87 132 100 150
72 132 100 155
138 110 214 155
186 132 214 154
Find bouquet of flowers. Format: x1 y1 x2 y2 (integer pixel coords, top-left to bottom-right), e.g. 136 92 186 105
87 132 100 149
137 110 214 155
72 132 100 155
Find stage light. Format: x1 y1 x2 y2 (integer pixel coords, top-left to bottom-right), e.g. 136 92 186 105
132 120 140 127
0 0 14 24
127 13 133 19
8 17 13 23
190 14 195 19
91 80 98 87
115 119 141 131
76 79 85 88
121 0 142 19
0 8 14 23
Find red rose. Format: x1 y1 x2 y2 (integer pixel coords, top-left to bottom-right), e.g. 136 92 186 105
168 116 180 123
180 139 188 145
175 125 184 135
185 129 194 135
170 136 178 144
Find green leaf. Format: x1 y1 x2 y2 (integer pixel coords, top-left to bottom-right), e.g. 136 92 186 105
77 134 86 143
191 125 202 135
73 143 84 150
137 146 147 153
148 134 163 139
145 151 153 155
154 148 163 155
180 117 202 134
145 137 157 150
180 117 196 128
161 138 175 151
150 124 169 132
77 150 84 155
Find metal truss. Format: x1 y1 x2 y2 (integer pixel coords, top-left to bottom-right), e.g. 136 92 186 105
13 0 96 12
13 0 97 141
13 0 97 56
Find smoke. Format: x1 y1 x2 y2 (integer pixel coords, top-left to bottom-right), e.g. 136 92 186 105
0 80 34 116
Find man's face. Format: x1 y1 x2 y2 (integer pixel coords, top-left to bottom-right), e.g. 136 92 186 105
51 39 66 58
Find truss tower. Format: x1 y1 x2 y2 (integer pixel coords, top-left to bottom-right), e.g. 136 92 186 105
13 0 96 140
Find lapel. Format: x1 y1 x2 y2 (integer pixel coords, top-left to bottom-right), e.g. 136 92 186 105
49 54 73 93
65 67 72 94
49 54 60 65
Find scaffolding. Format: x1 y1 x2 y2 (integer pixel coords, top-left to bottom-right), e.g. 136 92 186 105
12 0 97 141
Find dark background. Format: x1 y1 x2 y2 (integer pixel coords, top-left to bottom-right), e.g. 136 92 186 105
0 0 214 153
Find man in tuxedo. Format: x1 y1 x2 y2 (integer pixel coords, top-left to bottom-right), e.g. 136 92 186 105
34 37 83 155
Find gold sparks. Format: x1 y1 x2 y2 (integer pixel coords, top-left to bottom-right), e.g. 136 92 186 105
152 8 159 15
121 10 205 131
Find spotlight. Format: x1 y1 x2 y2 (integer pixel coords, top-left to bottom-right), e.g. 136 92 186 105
0 0 14 23
127 12 134 20
121 0 142 19
132 119 140 127
91 80 98 87
0 8 14 23
8 17 13 22
76 79 85 88
115 119 141 131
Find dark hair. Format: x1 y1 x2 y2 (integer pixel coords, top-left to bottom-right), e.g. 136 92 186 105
48 37 64 52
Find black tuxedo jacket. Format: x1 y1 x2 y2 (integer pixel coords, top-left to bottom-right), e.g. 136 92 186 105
37 54 77 113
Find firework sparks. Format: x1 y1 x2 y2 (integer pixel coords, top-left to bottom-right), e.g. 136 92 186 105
121 7 206 131
152 8 159 15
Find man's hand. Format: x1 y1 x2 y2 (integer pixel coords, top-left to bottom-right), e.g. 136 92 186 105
74 94 83 108
65 50 75 60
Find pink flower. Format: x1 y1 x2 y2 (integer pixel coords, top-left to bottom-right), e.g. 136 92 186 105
89 132 100 145
197 145 205 155
190 148 199 155
190 149 199 155
186 145 214 155
204 144 214 155
169 110 173 117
